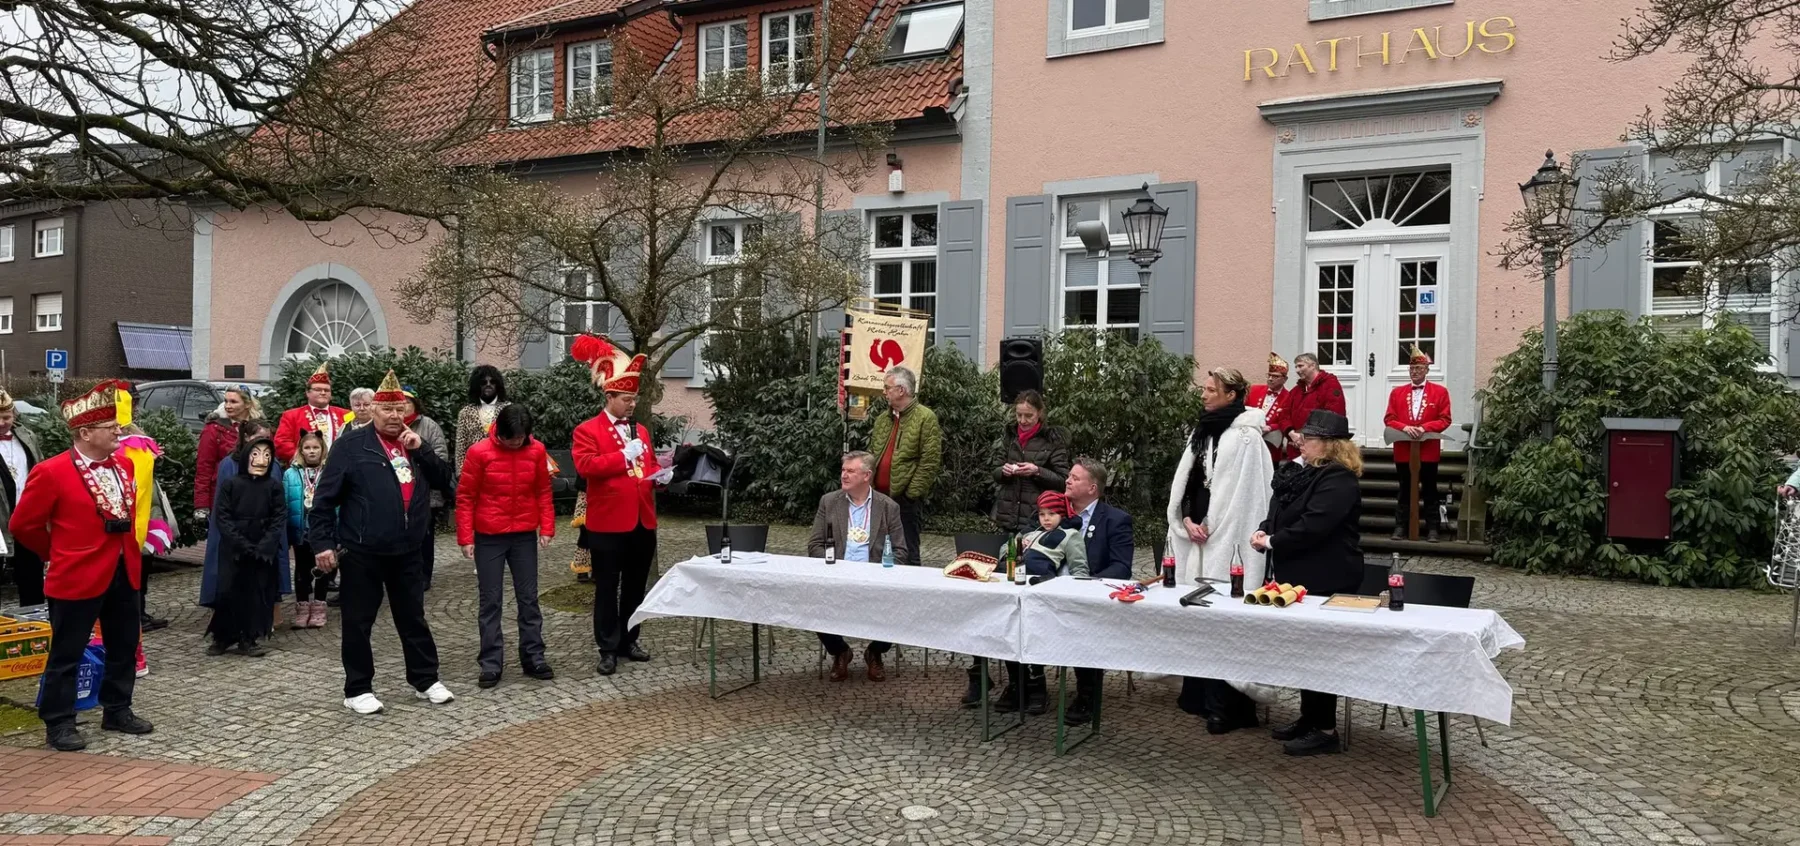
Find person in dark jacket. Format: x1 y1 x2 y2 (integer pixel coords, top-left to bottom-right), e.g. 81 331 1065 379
1250 409 1364 757
1054 456 1135 726
992 390 1072 534
310 370 457 716
457 404 556 689
207 436 285 657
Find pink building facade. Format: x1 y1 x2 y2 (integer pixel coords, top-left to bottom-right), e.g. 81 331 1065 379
195 0 1752 443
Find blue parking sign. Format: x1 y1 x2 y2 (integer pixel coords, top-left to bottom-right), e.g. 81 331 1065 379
45 349 67 371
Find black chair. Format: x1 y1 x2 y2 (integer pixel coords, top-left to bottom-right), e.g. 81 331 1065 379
703 524 770 555
1378 572 1486 747
955 533 1010 556
1358 563 1391 596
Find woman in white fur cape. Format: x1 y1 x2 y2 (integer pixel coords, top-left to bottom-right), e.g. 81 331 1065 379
1165 366 1275 734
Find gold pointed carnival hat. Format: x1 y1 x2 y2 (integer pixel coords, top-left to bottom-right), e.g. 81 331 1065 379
61 379 133 429
372 369 407 405
1408 344 1432 366
570 334 647 394
308 362 332 386
0 388 13 414
1267 351 1289 377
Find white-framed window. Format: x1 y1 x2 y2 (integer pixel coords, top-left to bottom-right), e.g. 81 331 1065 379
1309 0 1454 23
33 218 63 258
762 10 815 91
697 219 763 378
699 21 749 86
510 48 554 123
568 40 614 116
886 1 964 60
0 225 13 262
1068 0 1149 36
552 266 614 358
1648 217 1776 360
0 298 13 334
1057 195 1142 342
33 293 61 332
869 209 938 344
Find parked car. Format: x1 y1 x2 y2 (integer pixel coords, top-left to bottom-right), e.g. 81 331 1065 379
133 380 272 433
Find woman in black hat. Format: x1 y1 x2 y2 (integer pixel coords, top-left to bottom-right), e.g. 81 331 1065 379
1250 408 1363 756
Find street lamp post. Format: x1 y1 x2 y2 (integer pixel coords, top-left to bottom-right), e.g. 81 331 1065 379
1517 151 1578 439
1121 184 1169 342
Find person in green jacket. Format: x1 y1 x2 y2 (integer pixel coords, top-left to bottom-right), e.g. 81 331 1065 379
868 366 941 568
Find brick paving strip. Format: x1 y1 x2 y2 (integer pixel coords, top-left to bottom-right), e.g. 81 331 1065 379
0 518 1794 844
0 749 273 818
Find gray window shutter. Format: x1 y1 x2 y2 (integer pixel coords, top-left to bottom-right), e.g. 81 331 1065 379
817 209 864 348
1784 139 1800 377
1003 195 1054 338
1569 145 1647 317
935 199 984 360
655 226 699 380
1147 182 1196 355
518 278 555 370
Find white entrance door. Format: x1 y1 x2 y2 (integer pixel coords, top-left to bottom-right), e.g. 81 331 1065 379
1305 240 1447 445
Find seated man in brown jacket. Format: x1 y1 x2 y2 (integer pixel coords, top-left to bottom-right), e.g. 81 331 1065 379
809 450 909 682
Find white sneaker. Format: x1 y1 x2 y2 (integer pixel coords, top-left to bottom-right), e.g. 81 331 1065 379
343 693 385 715
415 682 455 705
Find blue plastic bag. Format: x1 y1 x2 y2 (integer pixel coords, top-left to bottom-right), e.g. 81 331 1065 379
35 644 105 712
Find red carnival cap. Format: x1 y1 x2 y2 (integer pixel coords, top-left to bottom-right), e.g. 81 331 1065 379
372 369 406 405
61 379 133 430
570 334 647 395
307 362 331 386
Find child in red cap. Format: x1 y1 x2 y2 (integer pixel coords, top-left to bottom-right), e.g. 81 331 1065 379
1019 490 1087 579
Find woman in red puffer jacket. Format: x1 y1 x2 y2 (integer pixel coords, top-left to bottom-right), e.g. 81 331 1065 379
455 404 556 687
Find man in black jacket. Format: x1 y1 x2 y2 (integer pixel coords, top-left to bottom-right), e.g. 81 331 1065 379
311 370 457 716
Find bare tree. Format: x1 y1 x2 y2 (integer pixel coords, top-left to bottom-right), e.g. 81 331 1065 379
1 0 500 230
1497 0 1800 323
396 7 894 397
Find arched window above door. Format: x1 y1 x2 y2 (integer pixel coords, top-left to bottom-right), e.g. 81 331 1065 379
1308 169 1453 232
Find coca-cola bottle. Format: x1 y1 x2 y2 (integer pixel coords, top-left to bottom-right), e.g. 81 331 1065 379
1388 572 1406 611
1161 553 1176 588
1230 564 1245 598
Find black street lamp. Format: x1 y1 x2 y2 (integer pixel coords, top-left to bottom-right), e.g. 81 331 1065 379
1518 150 1578 437
1121 184 1168 342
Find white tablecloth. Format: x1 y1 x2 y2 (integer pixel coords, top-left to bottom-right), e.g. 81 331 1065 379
1018 578 1525 724
629 554 1025 662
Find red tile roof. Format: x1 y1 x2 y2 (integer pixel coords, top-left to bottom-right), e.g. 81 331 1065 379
342 0 960 168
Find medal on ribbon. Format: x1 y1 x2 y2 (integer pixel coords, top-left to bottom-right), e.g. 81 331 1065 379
847 526 869 544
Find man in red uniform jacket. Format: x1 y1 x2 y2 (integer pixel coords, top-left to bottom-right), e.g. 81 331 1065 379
570 335 672 677
275 363 351 466
1284 353 1347 449
10 381 154 751
1246 352 1295 462
1385 345 1453 542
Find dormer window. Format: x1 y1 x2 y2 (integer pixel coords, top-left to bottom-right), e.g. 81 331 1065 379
886 1 964 60
762 9 815 91
700 21 749 86
510 48 554 123
569 40 614 115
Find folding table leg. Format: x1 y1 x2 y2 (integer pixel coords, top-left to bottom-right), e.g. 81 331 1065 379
707 620 763 700
979 659 1023 742
1053 667 1099 756
1413 709 1453 817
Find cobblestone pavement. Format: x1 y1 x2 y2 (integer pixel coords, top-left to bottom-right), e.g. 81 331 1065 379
0 517 1796 845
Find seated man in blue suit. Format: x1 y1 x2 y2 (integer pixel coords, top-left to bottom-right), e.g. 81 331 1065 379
1062 456 1134 725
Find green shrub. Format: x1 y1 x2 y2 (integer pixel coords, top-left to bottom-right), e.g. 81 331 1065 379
1475 311 1800 587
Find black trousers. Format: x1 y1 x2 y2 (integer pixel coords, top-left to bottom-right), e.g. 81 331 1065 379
893 494 924 568
588 525 656 654
475 531 545 674
1177 677 1258 723
819 633 890 657
292 543 330 602
11 546 45 606
420 509 437 589
1394 459 1441 532
339 549 439 698
40 558 139 729
1300 689 1339 732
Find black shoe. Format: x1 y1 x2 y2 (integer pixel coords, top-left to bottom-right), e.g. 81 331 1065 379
524 663 555 680
205 641 228 657
624 644 651 662
1282 729 1343 756
597 653 618 676
101 710 154 735
478 672 501 689
1063 699 1094 726
1207 713 1257 735
236 641 268 658
960 667 992 709
46 724 86 751
1024 685 1048 716
325 595 342 608
992 685 1021 713
1389 528 1404 540
1427 528 1441 543
140 613 169 632
1270 719 1306 742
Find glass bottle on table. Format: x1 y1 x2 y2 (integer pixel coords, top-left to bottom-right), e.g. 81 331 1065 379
881 537 895 568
